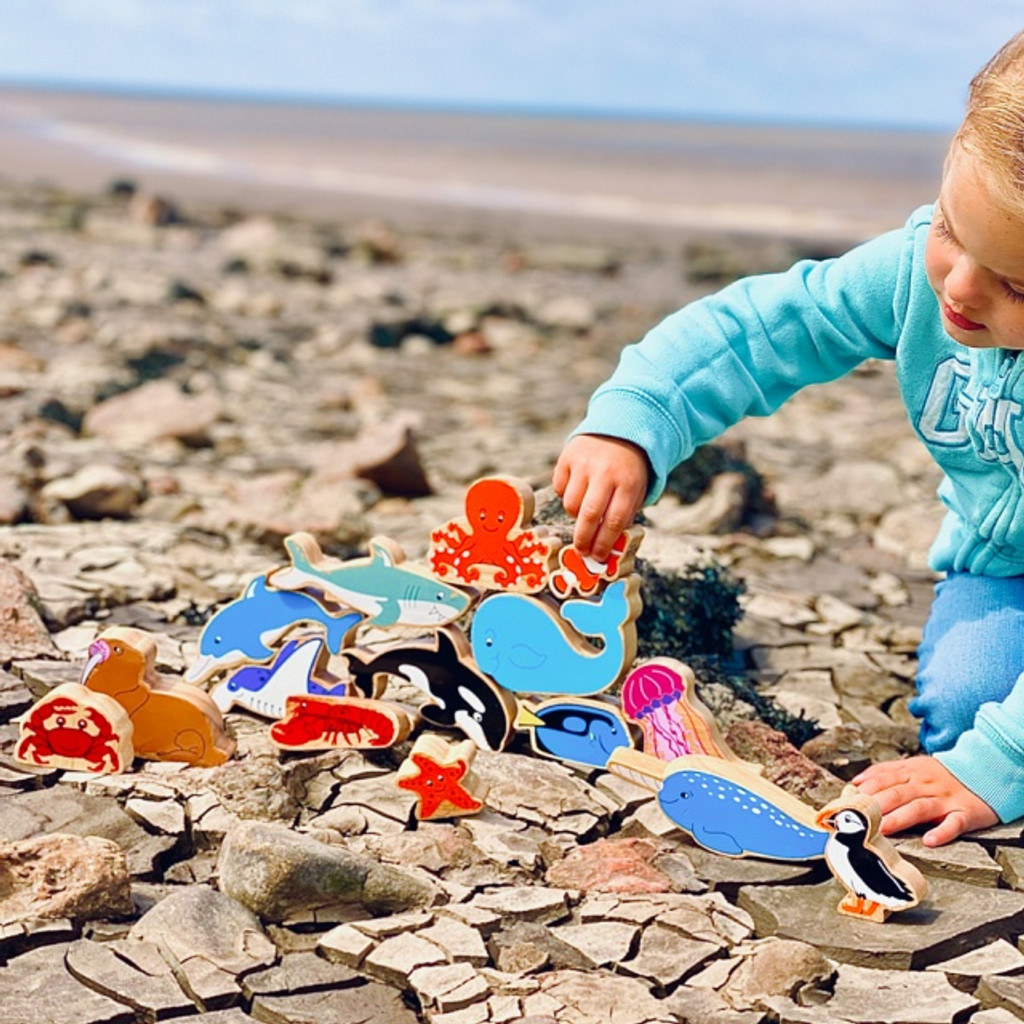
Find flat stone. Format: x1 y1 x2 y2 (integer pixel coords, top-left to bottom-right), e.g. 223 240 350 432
250 982 422 1024
128 885 275 1009
64 937 195 1018
534 969 680 1023
548 921 640 968
977 976 1024 1019
124 796 187 835
438 902 503 935
926 939 1024 991
349 909 435 938
0 561 60 662
418 916 490 965
738 876 1024 969
241 950 362 998
761 963 977 1024
317 923 375 968
996 847 1024 890
620 921 722 987
545 837 675 894
970 1010 1024 1024
471 886 572 925
663 985 767 1024
682 843 822 894
897 837 1003 887
0 669 33 722
409 961 490 1011
362 931 447 987
0 944 136 1024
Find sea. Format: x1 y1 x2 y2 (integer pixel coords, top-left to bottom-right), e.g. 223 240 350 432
0 86 951 243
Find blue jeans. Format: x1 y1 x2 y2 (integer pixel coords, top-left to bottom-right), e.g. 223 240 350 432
911 571 1024 753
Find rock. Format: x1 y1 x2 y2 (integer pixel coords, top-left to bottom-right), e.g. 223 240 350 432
534 295 596 332
217 820 437 922
620 920 722 987
801 722 920 780
0 833 132 925
995 847 1024 889
977 976 1024 1020
83 380 221 448
0 668 34 722
761 962 977 1024
128 885 275 1009
897 837 1003 887
64 937 195 1018
0 944 137 1024
532 969 681 1023
349 416 433 497
738 876 1024 969
129 192 177 226
0 787 176 878
544 837 675 894
722 720 845 806
41 464 145 519
470 886 572 926
925 938 1024 992
692 938 835 1011
548 921 640 968
362 931 447 986
0 561 59 662
409 961 490 1012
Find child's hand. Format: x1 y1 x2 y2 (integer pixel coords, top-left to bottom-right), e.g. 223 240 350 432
852 755 998 847
553 434 649 561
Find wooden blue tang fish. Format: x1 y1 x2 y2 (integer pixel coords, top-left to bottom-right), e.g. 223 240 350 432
470 576 641 696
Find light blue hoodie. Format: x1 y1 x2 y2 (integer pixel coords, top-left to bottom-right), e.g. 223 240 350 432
574 205 1024 822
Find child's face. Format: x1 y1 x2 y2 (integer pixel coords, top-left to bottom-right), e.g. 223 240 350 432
925 143 1024 350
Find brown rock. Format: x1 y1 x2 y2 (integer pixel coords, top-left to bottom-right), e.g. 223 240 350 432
0 833 132 924
0 561 58 662
349 417 433 497
83 380 221 448
723 720 844 806
544 837 674 894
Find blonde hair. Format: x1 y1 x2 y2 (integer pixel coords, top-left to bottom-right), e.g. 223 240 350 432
958 31 1024 216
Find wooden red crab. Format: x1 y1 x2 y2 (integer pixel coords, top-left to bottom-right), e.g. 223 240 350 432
15 683 134 774
429 476 555 593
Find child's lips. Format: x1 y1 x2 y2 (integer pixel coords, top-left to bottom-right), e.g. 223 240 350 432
944 304 986 331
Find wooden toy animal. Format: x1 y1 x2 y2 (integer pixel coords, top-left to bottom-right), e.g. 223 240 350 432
549 526 644 597
185 574 363 684
269 694 417 751
620 658 740 762
816 789 928 922
396 734 488 820
607 748 828 861
83 626 235 767
211 634 347 719
516 697 634 768
15 683 134 774
341 627 516 751
268 533 472 628
470 575 641 696
429 476 557 593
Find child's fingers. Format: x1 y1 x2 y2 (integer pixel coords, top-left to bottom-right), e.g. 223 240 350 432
590 490 636 561
923 811 970 847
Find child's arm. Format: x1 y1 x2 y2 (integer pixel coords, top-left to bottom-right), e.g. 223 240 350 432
553 434 649 560
852 755 998 846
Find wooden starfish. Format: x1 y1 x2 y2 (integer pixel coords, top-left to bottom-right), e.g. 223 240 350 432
396 734 487 820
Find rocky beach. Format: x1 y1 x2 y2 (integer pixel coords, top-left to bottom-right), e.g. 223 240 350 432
3 126 1024 1024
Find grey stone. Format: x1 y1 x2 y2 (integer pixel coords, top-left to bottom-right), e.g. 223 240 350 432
250 983 422 1024
409 961 490 1012
418 916 491 965
761 963 977 1024
241 950 362 997
318 923 376 968
995 847 1024 890
0 944 135 1024
977 976 1024 1020
897 837 1003 887
548 921 640 968
621 921 722 987
0 669 33 722
362 931 447 986
217 819 437 922
738 876 1024 969
926 938 1024 992
471 886 572 925
533 968 682 1023
64 937 195 1018
128 885 275 1009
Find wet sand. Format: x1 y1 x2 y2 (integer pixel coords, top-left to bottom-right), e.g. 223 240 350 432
0 86 949 244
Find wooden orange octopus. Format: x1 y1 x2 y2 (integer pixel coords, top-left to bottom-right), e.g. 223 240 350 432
429 476 556 593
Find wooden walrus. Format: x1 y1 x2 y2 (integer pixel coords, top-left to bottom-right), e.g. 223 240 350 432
82 626 234 766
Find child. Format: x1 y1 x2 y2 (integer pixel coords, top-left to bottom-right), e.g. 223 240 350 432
554 32 1024 847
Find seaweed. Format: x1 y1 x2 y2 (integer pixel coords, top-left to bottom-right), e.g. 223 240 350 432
635 558 821 747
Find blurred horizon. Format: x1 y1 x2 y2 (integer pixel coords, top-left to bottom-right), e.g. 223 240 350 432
2 1 1022 134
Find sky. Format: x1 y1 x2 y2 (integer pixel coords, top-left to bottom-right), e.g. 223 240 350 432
1 1 1022 130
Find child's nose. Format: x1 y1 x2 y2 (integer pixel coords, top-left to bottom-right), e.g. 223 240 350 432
945 254 988 308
